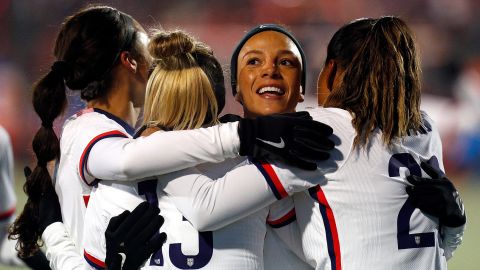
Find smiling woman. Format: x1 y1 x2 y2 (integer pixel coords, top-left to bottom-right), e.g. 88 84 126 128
230 24 307 117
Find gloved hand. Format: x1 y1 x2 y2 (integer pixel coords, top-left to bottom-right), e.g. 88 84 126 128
219 114 242 123
238 111 334 170
105 202 166 270
23 166 62 234
406 161 466 227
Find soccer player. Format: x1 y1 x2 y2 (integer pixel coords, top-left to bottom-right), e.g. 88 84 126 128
266 17 466 269
0 125 23 267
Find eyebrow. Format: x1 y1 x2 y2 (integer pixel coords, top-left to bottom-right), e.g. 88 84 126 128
241 49 298 60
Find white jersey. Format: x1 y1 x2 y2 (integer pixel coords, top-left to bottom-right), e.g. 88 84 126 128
264 227 313 270
55 108 136 253
0 126 24 266
0 126 15 224
82 147 334 270
264 197 313 270
53 107 241 269
288 107 449 270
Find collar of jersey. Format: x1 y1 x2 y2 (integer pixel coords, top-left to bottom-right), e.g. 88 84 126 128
93 108 136 136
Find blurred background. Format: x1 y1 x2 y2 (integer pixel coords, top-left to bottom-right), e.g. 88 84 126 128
0 0 478 269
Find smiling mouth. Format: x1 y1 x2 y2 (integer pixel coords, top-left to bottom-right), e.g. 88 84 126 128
257 86 285 96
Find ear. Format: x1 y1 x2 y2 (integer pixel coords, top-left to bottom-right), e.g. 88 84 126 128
326 60 337 90
297 86 304 103
120 51 138 73
234 87 243 105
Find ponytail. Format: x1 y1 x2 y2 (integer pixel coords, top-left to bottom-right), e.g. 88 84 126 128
10 6 146 256
324 16 422 148
9 63 66 257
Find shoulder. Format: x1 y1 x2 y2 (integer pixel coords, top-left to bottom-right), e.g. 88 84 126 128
0 126 12 154
63 109 118 131
0 126 10 142
307 107 356 172
307 107 352 125
61 109 130 141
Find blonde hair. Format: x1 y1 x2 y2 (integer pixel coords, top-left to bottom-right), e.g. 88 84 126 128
143 30 219 130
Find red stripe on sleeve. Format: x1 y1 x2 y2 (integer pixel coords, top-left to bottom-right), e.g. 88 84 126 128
84 250 106 269
79 130 128 185
259 161 289 198
267 208 296 226
0 206 15 221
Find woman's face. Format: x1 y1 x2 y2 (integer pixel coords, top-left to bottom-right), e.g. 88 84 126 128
130 31 152 108
236 31 303 118
317 64 331 106
316 60 343 106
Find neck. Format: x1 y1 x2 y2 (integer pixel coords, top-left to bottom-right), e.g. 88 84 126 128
87 85 139 127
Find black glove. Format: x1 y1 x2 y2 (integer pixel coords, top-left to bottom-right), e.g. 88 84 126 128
219 114 242 123
23 166 62 233
238 111 334 170
105 202 167 270
406 161 466 227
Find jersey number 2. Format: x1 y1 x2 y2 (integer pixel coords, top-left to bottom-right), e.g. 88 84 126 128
138 179 213 268
388 153 439 249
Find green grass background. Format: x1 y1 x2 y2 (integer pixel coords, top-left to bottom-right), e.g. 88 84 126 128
1 168 478 270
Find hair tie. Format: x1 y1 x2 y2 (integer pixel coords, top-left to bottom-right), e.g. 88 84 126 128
41 121 53 129
51 61 71 78
37 160 48 167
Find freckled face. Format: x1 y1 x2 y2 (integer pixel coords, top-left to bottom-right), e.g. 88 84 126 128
236 31 303 118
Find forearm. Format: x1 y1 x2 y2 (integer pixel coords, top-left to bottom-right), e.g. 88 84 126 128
42 222 90 270
159 157 321 231
87 122 240 182
159 165 279 231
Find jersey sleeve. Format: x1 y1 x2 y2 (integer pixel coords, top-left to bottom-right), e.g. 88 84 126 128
0 127 15 217
267 197 296 228
0 129 18 265
85 122 240 183
264 226 313 270
157 164 278 231
157 157 329 231
42 222 91 270
440 224 465 260
267 198 306 261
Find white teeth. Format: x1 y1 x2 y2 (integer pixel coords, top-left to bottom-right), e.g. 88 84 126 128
258 87 284 94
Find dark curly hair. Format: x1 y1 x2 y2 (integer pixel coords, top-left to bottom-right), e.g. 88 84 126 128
9 5 146 257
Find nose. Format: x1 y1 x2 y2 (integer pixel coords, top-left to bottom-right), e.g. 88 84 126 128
261 61 280 79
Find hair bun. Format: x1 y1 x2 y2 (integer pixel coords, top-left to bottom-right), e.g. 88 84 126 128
149 30 195 59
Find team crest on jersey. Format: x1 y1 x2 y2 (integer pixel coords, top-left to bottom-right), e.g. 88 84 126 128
415 235 421 245
187 258 194 267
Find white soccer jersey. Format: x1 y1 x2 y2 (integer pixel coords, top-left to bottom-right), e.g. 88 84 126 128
82 150 333 270
288 107 449 270
55 108 136 253
83 157 269 270
264 227 313 270
0 126 15 223
54 107 241 262
264 197 313 270
0 126 24 266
